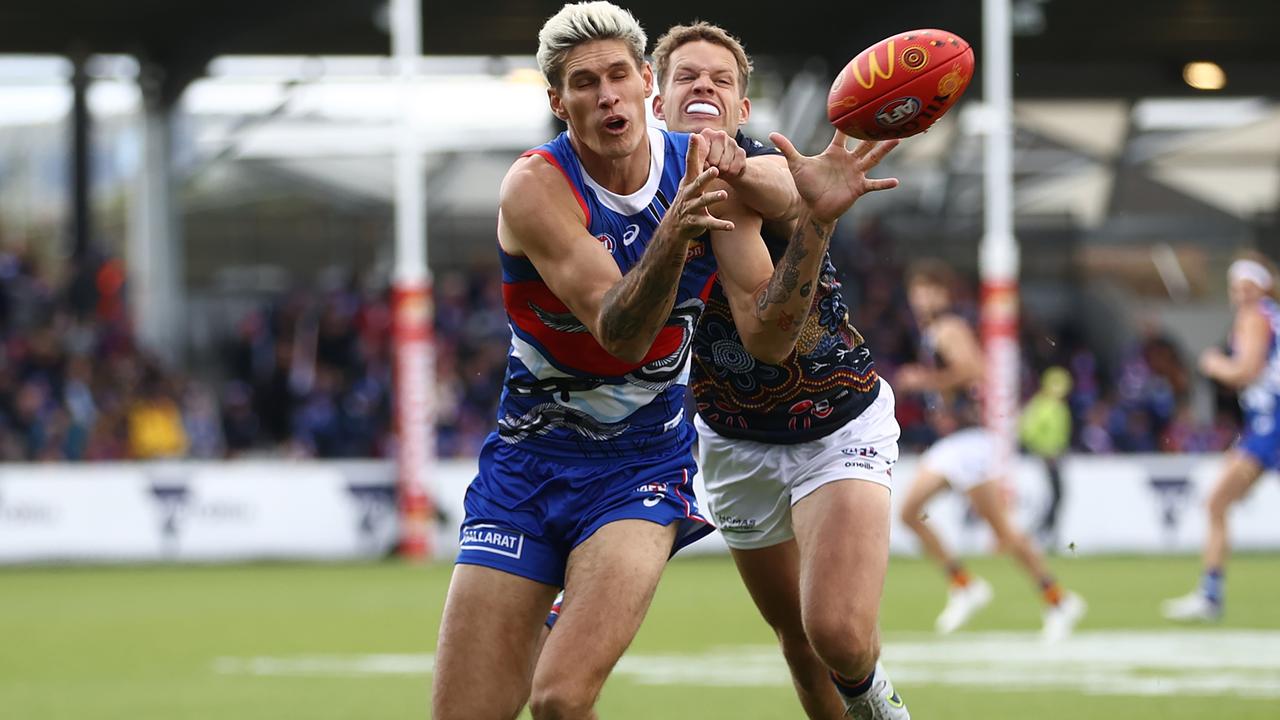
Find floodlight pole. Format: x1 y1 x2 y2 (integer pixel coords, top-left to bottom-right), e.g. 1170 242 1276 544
391 0 435 561
981 0 1020 480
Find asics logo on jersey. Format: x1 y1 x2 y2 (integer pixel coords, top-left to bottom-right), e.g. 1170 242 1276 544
635 482 669 508
622 224 640 246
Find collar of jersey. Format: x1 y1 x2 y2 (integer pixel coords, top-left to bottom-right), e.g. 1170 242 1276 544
576 126 665 217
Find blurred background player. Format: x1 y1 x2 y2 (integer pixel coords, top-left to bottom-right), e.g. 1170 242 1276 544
1163 251 1280 622
652 22 908 719
1019 366 1073 549
431 4 734 718
894 259 1085 642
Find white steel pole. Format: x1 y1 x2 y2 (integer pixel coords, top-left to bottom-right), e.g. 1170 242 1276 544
391 0 435 560
980 0 1021 479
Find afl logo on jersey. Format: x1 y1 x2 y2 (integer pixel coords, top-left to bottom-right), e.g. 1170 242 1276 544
597 233 616 253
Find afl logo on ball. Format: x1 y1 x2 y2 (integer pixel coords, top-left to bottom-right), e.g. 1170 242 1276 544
597 233 616 253
875 97 921 128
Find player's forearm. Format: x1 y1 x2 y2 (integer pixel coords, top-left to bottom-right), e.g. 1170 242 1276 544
930 366 982 393
597 226 691 363
730 159 802 223
744 210 834 363
1215 362 1262 388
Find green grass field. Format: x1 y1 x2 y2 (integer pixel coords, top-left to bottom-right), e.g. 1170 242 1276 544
2 553 1278 719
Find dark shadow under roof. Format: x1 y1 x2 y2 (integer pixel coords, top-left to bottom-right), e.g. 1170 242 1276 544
2 0 1277 97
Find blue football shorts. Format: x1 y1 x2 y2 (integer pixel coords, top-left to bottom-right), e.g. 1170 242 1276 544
1237 410 1280 470
456 436 713 587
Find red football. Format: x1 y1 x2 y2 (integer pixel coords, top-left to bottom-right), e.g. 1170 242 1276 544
827 28 974 141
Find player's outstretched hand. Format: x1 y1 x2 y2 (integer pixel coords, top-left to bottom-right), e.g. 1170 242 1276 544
769 130 899 223
665 132 736 241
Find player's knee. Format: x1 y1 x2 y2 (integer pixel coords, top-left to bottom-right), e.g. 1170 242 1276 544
1206 489 1232 520
528 679 596 720
900 502 924 527
804 613 878 679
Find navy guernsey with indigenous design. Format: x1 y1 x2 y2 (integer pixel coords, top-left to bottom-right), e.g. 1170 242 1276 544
691 131 879 444
496 127 719 460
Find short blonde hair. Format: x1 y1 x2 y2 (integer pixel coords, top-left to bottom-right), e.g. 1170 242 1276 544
652 21 753 96
536 2 647 89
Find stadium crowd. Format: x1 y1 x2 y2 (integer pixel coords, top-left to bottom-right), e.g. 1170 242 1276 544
0 240 1239 461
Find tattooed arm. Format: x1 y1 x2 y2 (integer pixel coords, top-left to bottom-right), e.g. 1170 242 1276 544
499 133 733 364
711 130 900 364
710 197 835 364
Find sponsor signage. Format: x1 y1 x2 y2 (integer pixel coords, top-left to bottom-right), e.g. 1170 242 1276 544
4 455 1280 564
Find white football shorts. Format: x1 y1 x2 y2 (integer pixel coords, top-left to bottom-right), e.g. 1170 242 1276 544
918 426 998 493
695 378 900 550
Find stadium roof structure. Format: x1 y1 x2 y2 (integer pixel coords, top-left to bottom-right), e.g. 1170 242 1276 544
2 0 1278 367
2 0 1280 98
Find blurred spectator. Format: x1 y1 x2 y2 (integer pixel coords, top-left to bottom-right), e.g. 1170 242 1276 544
0 234 1243 461
127 371 189 459
220 381 262 455
1078 400 1115 453
1161 405 1238 453
183 383 226 459
0 247 190 461
216 267 505 458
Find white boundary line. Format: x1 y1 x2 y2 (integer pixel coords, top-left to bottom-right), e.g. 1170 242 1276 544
212 629 1280 699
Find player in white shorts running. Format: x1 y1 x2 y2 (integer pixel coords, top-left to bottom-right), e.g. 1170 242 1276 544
651 20 909 719
894 259 1085 642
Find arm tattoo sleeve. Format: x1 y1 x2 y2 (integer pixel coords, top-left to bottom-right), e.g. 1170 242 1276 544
755 218 833 320
598 228 691 353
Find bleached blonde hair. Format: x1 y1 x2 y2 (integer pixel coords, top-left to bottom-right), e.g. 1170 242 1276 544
536 2 647 89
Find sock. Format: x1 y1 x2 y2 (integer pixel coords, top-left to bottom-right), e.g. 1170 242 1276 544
1040 577 1063 606
544 591 565 630
946 562 971 589
830 669 875 699
1201 567 1223 605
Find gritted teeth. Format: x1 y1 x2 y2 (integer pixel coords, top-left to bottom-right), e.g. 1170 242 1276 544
685 102 720 116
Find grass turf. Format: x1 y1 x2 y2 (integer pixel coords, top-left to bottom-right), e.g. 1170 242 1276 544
1 553 1277 719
